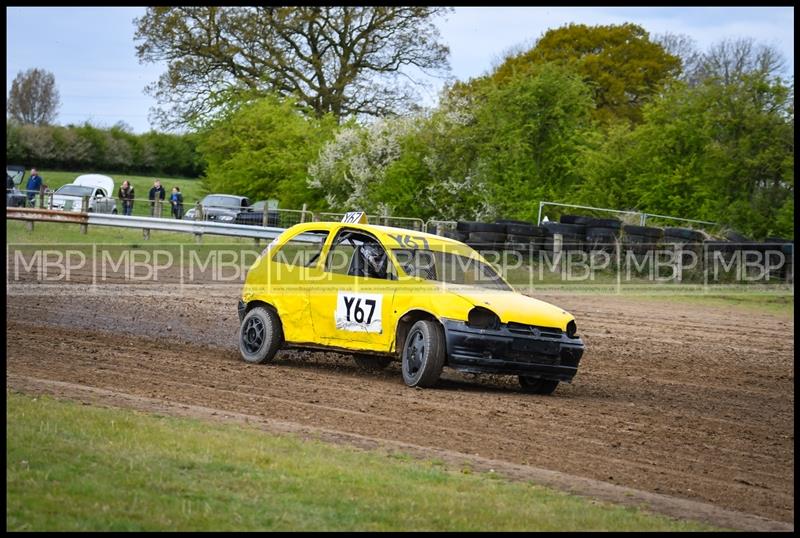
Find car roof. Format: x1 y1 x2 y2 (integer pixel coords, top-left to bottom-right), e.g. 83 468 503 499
74 174 114 193
204 194 247 200
285 221 467 248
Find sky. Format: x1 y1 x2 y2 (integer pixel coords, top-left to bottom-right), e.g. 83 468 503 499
6 6 795 134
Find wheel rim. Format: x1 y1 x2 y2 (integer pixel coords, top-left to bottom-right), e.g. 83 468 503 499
242 316 265 354
405 329 425 377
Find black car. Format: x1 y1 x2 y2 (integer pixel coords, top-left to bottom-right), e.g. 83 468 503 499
6 165 28 208
184 194 252 222
234 200 279 227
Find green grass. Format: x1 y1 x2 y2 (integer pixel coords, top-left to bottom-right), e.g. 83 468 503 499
626 291 794 317
34 169 207 207
6 392 718 531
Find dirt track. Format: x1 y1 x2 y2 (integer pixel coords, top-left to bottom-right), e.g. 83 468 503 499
6 282 794 528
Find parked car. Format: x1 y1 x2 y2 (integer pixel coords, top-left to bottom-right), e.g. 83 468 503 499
51 174 117 213
184 194 251 222
236 217 585 394
6 165 28 208
234 200 279 227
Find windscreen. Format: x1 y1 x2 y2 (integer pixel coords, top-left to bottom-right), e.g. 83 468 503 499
203 195 242 208
391 248 512 291
56 185 94 197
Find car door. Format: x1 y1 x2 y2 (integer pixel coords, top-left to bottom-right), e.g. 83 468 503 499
94 188 110 213
307 228 398 351
258 228 331 344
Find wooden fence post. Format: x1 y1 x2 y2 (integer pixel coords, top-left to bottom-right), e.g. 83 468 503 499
80 195 89 235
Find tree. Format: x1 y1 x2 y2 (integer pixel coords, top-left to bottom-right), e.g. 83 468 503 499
134 6 451 127
199 94 337 208
653 32 704 86
7 68 61 125
490 23 681 124
695 37 787 85
576 72 794 239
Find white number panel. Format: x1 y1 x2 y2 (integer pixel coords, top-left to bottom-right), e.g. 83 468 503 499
335 292 383 333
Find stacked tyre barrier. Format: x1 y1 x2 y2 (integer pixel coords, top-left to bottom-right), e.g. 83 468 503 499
542 222 585 252
660 227 706 267
454 221 508 252
559 215 622 253
501 220 548 256
621 224 664 255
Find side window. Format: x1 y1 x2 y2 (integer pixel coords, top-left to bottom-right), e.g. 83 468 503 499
392 249 437 280
326 230 396 280
272 230 329 268
96 188 107 198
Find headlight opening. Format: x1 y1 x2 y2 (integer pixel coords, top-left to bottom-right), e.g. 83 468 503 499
467 307 500 330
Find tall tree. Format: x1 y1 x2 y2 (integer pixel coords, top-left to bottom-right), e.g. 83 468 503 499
7 68 60 126
134 6 451 127
696 37 787 85
490 23 681 124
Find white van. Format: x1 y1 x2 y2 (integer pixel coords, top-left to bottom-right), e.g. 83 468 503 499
51 174 118 213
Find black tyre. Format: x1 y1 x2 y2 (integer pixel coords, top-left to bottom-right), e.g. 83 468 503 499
584 217 621 229
495 218 531 226
111 208 118 215
354 354 393 370
506 234 543 245
456 221 506 233
519 376 559 395
401 320 446 388
469 231 507 243
663 227 705 243
505 224 546 237
239 306 283 364
442 230 468 242
542 222 586 235
724 230 751 243
622 224 662 239
559 214 590 225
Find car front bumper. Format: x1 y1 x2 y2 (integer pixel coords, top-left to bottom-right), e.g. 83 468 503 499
441 319 584 382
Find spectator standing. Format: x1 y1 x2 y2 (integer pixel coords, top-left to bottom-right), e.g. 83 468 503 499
118 180 135 216
25 168 43 207
170 186 184 219
148 180 166 217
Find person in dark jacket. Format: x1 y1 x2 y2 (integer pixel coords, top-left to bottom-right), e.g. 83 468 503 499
170 186 184 219
118 180 135 216
148 180 166 217
25 168 43 207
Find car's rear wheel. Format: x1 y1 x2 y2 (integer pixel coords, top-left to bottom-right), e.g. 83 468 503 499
353 354 392 370
401 320 445 388
239 306 283 364
519 376 559 395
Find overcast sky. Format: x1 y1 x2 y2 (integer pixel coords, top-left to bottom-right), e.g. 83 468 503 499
6 6 795 133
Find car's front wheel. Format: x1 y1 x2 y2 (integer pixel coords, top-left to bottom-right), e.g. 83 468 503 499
519 376 559 395
239 306 283 364
401 320 445 388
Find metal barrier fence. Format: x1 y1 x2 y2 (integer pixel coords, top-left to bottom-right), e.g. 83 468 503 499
537 201 718 230
7 207 294 242
424 220 458 235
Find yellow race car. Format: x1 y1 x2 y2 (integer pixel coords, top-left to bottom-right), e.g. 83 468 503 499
237 217 585 394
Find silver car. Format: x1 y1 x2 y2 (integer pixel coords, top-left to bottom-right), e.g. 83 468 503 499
51 174 118 213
